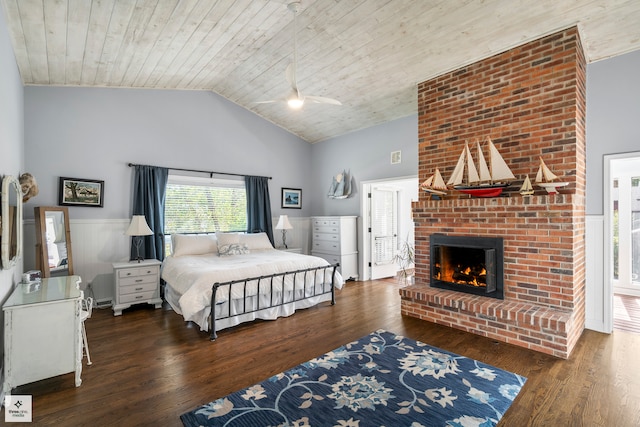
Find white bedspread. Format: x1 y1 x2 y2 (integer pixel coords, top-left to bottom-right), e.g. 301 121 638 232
161 249 344 331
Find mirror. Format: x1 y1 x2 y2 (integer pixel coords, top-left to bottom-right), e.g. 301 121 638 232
1 175 23 269
35 206 73 278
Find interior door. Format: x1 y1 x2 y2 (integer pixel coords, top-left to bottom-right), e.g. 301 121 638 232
611 156 640 296
370 186 399 279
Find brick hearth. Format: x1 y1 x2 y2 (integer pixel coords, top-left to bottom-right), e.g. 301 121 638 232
400 27 586 359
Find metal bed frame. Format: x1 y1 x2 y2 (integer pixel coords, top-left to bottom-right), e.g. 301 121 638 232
210 264 339 340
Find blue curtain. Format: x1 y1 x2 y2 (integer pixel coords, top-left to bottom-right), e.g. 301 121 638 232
245 175 274 245
132 165 169 261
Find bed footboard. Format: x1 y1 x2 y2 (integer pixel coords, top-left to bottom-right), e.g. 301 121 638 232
210 264 338 341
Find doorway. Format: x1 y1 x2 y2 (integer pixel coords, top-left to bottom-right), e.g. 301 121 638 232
605 152 640 334
360 176 418 281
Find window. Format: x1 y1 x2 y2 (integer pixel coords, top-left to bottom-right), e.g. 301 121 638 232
164 175 247 235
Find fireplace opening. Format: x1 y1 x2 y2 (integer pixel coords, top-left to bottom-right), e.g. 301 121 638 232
430 234 503 299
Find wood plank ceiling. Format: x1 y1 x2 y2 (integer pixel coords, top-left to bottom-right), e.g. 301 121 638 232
2 0 640 143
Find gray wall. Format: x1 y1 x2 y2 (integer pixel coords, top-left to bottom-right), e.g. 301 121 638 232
0 0 25 370
24 87 312 219
307 47 640 218
309 115 418 216
586 49 640 215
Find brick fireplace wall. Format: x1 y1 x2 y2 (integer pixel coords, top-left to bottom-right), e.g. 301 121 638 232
400 27 586 359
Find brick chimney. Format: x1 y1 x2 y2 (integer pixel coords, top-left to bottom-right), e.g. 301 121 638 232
400 27 586 359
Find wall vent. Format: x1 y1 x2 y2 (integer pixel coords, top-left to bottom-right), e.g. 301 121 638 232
390 151 401 164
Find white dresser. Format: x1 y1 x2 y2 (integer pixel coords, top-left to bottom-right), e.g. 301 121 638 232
2 276 83 398
311 216 358 280
112 259 162 316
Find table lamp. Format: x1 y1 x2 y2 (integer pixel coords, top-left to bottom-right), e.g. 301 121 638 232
275 215 293 249
126 215 153 262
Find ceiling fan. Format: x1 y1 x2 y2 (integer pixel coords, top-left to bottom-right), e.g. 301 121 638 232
255 1 341 109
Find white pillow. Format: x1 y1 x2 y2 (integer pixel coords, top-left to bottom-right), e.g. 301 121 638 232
216 232 240 247
216 232 249 256
239 233 274 250
171 234 218 257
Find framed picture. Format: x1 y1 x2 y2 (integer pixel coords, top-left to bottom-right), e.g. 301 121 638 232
59 177 104 207
281 188 302 209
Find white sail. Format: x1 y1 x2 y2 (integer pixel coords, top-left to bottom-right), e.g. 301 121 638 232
433 168 447 190
421 168 447 195
465 143 480 184
343 170 351 196
421 175 433 188
487 137 515 182
476 140 492 182
447 147 466 186
520 175 534 195
535 158 558 183
327 176 338 196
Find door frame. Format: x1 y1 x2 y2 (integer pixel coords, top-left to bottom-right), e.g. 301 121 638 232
360 175 417 281
369 185 400 280
603 151 640 333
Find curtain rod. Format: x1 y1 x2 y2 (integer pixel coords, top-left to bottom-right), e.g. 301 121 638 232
127 163 272 180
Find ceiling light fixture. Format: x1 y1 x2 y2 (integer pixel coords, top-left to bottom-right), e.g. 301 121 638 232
287 89 304 109
254 1 341 109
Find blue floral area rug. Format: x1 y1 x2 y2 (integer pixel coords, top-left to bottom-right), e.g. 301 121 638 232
181 330 526 427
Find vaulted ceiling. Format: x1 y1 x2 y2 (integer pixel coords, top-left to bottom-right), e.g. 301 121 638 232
2 0 639 143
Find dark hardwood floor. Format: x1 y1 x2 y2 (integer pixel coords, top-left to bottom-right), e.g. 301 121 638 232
4 279 640 426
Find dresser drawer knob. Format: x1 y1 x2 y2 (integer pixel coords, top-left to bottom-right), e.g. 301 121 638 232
135 295 143 299
135 287 143 291
135 279 143 282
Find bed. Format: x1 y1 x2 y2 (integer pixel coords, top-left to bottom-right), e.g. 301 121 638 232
161 232 344 339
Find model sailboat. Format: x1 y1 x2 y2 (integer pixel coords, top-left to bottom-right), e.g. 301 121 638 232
520 175 534 196
327 170 352 199
534 157 569 194
420 168 447 197
447 137 516 197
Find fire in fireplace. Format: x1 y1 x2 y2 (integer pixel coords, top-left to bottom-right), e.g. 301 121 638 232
430 234 504 299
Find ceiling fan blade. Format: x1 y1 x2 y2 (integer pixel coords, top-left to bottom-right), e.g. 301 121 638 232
253 99 281 104
305 95 342 105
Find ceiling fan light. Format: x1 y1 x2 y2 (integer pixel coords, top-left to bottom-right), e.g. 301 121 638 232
287 98 304 109
287 91 304 109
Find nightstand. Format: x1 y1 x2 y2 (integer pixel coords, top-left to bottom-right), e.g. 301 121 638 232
112 259 162 316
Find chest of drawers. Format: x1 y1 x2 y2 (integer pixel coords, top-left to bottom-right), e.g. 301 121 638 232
112 259 162 316
311 216 358 280
2 276 83 396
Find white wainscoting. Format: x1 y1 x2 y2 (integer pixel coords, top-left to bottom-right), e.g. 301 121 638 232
585 215 609 333
24 218 130 305
23 217 313 306
274 217 311 254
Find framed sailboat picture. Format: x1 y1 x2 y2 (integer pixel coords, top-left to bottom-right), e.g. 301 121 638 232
281 188 302 209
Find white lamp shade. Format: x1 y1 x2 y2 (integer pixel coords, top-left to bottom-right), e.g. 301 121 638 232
275 215 293 230
125 215 153 236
